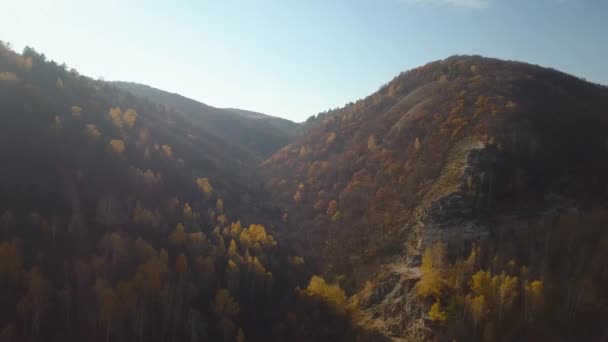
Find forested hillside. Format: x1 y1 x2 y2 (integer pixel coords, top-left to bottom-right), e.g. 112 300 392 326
262 56 608 340
0 42 383 342
2 39 608 342
113 81 298 159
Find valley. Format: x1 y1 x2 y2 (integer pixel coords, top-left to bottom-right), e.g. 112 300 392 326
1 42 608 341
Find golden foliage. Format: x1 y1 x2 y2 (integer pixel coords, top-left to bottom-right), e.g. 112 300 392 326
133 203 160 227
428 300 447 323
70 105 82 117
416 243 446 298
470 295 486 327
169 223 187 246
13 55 32 71
526 280 544 316
325 131 336 144
108 107 137 129
213 289 240 317
108 139 125 155
300 275 347 312
160 144 173 157
123 109 137 128
108 107 123 128
83 124 101 141
293 191 302 204
0 72 19 81
290 256 305 265
228 239 239 258
196 177 213 197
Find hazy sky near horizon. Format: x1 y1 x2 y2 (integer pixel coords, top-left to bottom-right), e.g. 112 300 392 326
2 0 606 122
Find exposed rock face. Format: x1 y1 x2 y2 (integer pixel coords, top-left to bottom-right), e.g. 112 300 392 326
357 140 553 340
408 139 510 256
353 263 429 341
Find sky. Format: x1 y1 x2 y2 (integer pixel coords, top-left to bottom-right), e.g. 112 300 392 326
1 0 607 122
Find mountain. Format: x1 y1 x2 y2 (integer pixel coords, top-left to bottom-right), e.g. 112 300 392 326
0 43 382 342
262 55 608 340
112 81 299 159
3 38 608 342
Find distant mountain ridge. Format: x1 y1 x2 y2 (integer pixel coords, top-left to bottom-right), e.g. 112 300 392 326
113 81 299 158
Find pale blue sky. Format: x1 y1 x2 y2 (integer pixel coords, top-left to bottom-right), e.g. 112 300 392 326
1 0 606 122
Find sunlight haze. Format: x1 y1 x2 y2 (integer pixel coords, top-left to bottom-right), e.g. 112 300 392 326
2 0 606 121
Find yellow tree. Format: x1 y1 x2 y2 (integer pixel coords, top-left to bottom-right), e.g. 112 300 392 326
169 223 187 246
108 107 123 128
176 253 189 278
470 295 486 329
428 300 447 324
123 109 137 127
84 124 101 141
71 105 83 117
196 177 213 197
416 244 446 298
17 267 50 337
300 275 347 313
525 280 544 321
212 289 240 317
108 139 125 155
226 260 240 291
160 144 173 157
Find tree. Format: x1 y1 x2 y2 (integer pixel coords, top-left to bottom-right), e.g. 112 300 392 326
123 109 137 127
212 289 240 317
170 223 187 246
471 270 492 300
428 300 447 324
49 115 62 134
293 191 302 204
108 107 123 128
71 105 83 117
17 267 50 337
497 274 518 322
160 144 172 157
108 139 125 155
470 295 486 329
196 178 213 197
414 137 422 151
84 124 101 141
236 328 246 342
525 280 544 320
176 253 189 277
93 278 122 342
300 275 347 313
416 244 446 298
0 72 19 81
226 260 240 291
228 239 239 259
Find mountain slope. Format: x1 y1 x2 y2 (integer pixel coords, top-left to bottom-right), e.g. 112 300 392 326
0 43 383 342
113 81 299 158
262 55 608 339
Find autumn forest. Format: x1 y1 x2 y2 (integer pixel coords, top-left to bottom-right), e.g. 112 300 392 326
1 40 608 342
